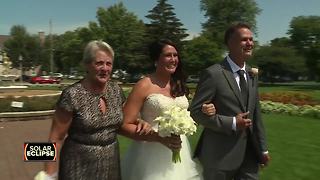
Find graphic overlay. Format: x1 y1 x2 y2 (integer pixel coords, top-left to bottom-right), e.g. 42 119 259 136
24 142 56 161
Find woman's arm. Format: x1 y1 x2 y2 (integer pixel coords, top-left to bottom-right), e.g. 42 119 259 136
119 79 157 140
44 107 72 175
119 79 181 150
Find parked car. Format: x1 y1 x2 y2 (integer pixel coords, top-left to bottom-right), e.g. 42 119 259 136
186 75 200 83
50 73 64 80
30 76 61 84
65 72 84 80
14 75 32 82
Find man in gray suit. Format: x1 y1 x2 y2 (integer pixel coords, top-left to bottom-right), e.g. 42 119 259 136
189 23 270 180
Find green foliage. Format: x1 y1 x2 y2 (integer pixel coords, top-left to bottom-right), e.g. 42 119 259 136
261 101 320 118
182 35 223 75
51 3 149 74
288 16 320 80
95 3 149 73
270 37 292 47
252 45 306 81
288 16 320 51
305 43 320 81
0 95 59 113
145 0 189 49
4 25 41 70
53 30 84 74
200 0 261 50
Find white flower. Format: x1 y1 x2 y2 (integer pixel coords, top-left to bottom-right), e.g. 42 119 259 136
34 171 57 180
250 67 259 76
154 104 197 163
154 105 197 137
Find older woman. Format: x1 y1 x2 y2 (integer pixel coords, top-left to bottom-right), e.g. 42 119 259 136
43 40 125 179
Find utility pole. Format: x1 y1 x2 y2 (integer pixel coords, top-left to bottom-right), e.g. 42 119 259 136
19 55 23 83
49 19 54 74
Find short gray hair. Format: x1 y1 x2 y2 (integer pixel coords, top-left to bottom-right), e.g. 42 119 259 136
82 40 114 64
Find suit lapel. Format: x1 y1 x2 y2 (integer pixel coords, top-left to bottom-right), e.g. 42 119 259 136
221 59 246 111
246 66 254 112
246 66 254 132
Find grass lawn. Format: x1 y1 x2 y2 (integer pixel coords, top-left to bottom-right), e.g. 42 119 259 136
118 113 320 180
260 113 320 180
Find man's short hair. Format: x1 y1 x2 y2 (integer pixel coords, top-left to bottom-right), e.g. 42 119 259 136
224 22 251 45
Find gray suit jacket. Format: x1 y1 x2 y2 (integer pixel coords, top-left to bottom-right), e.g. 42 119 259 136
189 58 268 171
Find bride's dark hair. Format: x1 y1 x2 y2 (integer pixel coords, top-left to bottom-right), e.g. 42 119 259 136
149 39 189 97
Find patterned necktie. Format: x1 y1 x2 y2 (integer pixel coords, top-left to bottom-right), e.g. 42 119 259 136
237 70 248 108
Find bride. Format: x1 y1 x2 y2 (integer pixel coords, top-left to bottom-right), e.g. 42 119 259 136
120 39 215 180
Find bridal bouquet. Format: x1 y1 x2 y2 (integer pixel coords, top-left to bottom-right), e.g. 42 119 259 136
154 105 197 163
34 171 57 180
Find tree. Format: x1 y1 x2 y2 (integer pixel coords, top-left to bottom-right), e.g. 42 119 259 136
288 16 320 80
52 3 149 75
305 43 320 81
145 0 189 48
4 25 40 70
251 45 306 82
270 37 292 48
288 16 320 51
182 35 222 75
200 0 261 50
53 30 84 74
95 3 149 73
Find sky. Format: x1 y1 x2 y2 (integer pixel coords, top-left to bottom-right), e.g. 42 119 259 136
1 0 319 45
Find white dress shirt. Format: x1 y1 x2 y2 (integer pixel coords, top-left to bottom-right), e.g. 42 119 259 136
226 55 247 131
227 56 269 155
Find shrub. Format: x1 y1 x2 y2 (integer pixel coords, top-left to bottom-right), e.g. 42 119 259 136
261 101 320 118
0 95 59 113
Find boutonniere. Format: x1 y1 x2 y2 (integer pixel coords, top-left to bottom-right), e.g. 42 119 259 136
248 67 259 87
248 67 259 79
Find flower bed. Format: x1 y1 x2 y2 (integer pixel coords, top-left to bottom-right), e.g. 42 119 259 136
261 101 320 119
260 91 319 106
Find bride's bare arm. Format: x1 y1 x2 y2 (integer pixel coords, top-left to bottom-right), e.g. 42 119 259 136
118 79 181 150
119 78 157 141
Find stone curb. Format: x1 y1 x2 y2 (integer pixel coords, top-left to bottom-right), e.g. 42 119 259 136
0 92 61 98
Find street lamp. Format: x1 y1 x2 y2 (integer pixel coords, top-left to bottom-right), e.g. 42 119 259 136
19 55 23 83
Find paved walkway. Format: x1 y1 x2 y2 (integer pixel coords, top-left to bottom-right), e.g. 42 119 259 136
0 119 52 180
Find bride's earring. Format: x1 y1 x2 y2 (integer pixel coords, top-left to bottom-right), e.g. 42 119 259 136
154 62 158 67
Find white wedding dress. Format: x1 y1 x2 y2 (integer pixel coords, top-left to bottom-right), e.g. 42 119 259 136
121 93 203 180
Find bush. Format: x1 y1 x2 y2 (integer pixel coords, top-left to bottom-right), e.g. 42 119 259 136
0 95 59 113
261 101 320 118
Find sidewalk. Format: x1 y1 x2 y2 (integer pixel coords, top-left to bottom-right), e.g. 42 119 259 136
0 119 52 180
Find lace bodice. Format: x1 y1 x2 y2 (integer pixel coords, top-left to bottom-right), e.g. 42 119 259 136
122 93 202 180
140 93 189 131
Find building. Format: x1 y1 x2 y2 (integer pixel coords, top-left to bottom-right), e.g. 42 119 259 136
0 35 10 51
0 35 10 64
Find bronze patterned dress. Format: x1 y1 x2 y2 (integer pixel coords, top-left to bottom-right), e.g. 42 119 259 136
57 81 124 180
